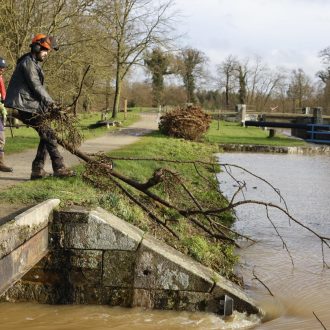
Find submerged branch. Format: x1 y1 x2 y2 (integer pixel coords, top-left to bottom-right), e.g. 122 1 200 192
313 312 327 330
265 206 294 267
252 267 274 297
187 199 330 242
221 162 289 212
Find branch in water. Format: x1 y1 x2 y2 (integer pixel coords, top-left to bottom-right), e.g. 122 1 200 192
313 311 327 330
252 267 274 297
265 205 294 267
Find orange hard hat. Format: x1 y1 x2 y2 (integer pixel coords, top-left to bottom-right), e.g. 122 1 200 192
31 33 52 50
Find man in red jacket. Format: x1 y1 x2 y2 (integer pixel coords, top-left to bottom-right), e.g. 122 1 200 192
0 57 13 172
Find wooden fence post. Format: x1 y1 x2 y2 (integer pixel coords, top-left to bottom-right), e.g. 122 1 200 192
124 99 127 119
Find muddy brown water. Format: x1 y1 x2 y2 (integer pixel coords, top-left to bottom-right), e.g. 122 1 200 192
217 152 330 329
0 304 261 329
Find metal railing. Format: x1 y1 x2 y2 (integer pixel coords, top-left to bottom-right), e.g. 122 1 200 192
306 124 330 144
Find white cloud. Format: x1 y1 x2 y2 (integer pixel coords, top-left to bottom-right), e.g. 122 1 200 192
174 0 330 79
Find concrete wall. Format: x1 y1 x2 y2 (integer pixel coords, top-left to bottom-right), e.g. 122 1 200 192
0 199 60 295
1 206 262 317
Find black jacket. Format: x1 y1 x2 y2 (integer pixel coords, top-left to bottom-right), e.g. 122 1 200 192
5 53 54 113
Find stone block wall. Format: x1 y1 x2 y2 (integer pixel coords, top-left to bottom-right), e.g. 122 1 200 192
0 199 60 296
1 206 261 317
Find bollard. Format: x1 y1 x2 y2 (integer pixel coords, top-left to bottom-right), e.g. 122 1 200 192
241 104 246 126
236 104 246 126
268 129 276 138
124 99 127 119
312 107 323 124
302 107 311 115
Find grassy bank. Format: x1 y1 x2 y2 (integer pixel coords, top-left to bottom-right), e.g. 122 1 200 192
5 111 308 155
0 132 238 279
5 110 140 154
205 120 308 146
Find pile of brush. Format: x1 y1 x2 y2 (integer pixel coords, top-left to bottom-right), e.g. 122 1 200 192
158 105 211 141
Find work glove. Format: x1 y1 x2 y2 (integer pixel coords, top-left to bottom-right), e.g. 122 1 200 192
43 102 62 116
52 102 62 112
52 103 73 118
0 103 7 123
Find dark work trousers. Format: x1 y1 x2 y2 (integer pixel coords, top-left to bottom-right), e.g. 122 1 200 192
0 117 5 156
16 111 65 172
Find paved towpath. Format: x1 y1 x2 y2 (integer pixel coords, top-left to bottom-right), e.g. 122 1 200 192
0 112 158 218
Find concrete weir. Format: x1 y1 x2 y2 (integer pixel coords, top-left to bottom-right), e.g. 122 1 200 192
0 201 262 317
0 199 60 295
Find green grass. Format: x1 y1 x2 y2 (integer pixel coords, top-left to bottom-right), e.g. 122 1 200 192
0 166 98 205
0 132 224 211
109 131 218 178
205 120 308 146
0 131 237 278
4 127 39 154
4 111 140 154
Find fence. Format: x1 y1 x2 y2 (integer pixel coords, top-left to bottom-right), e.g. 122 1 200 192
306 124 330 144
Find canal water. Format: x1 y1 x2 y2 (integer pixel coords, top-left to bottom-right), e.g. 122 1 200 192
217 152 330 330
0 303 262 330
0 152 328 329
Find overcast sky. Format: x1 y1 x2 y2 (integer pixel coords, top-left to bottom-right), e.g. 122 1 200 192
173 0 330 80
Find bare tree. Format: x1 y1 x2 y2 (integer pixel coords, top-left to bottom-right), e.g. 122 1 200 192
319 46 330 69
216 55 239 108
287 68 314 110
269 69 290 113
317 47 330 112
245 57 286 111
93 0 176 118
0 0 94 61
0 0 50 61
225 56 288 112
0 0 104 111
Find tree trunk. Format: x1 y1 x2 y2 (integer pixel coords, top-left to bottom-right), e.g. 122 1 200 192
112 68 122 119
225 80 229 108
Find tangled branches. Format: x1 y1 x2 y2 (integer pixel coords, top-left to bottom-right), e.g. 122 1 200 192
40 104 84 151
82 153 232 242
79 154 330 268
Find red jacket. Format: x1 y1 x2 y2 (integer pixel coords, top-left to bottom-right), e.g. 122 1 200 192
0 75 6 102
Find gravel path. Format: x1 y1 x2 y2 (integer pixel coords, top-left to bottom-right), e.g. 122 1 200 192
0 112 158 219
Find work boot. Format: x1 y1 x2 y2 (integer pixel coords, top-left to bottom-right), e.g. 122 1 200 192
30 168 50 180
0 154 13 172
53 167 76 178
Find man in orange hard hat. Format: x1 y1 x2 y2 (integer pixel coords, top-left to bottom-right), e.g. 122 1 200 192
5 33 75 179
